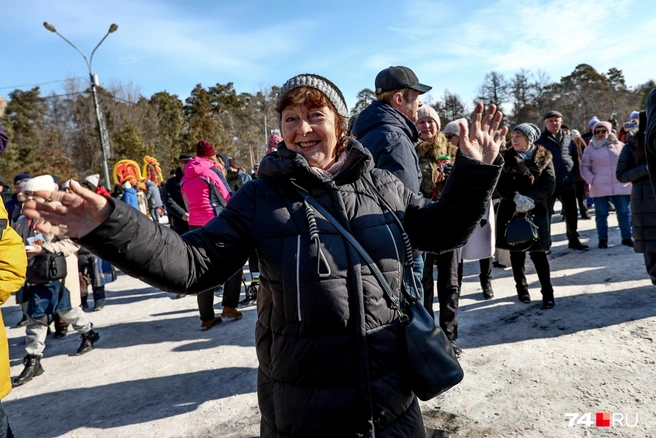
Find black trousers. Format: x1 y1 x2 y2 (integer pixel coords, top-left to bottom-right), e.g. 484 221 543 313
457 257 493 289
509 251 553 297
575 180 589 218
547 183 579 243
197 270 242 321
190 225 241 321
422 250 460 341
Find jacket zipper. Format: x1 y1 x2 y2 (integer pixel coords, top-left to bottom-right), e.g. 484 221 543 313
296 234 302 321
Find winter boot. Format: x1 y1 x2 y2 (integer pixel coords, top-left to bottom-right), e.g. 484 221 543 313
482 281 494 300
13 355 44 387
76 329 100 356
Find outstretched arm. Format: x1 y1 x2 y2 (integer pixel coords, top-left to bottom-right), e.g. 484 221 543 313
22 181 254 294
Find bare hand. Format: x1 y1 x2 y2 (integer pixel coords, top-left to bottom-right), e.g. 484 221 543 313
21 180 112 239
458 103 508 164
182 212 190 222
26 245 43 256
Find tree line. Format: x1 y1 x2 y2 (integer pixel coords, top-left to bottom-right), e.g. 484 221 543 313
0 63 653 185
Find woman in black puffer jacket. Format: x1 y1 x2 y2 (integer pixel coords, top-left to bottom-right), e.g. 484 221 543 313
616 111 656 285
23 74 504 438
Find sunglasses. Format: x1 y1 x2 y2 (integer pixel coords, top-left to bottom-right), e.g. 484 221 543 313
594 129 608 134
445 134 455 140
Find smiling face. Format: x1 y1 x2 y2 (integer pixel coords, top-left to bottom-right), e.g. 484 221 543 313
594 126 609 140
417 117 439 142
281 103 339 170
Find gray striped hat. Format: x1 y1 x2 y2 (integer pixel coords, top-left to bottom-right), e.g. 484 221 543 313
276 74 349 126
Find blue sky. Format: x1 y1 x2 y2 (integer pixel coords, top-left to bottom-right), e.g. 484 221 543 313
2 0 655 116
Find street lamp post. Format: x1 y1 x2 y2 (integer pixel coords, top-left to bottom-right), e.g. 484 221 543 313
43 22 118 189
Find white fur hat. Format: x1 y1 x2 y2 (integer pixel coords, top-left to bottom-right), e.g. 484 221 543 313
21 175 56 193
84 174 100 188
443 118 468 136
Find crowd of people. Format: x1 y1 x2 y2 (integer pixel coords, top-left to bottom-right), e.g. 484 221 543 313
0 69 654 437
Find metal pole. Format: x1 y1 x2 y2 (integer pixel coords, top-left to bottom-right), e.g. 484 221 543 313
90 77 112 189
44 22 117 189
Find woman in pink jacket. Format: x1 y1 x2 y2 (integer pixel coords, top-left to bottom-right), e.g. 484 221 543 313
181 141 231 227
181 140 240 329
580 121 633 249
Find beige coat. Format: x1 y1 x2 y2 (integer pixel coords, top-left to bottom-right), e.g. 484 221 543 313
42 235 81 308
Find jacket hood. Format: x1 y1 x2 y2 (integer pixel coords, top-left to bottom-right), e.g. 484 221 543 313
123 187 136 194
258 139 374 187
184 156 215 178
351 100 419 142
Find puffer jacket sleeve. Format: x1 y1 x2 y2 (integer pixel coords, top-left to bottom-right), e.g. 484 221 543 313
0 200 26 303
616 142 648 183
78 183 256 294
404 152 502 252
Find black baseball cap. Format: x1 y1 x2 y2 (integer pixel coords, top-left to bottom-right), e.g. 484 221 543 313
178 153 194 162
375 66 432 94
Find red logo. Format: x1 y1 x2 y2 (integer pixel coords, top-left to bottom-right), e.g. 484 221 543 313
596 412 611 427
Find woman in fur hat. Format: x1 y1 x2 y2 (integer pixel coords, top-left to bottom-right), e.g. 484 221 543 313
496 123 556 309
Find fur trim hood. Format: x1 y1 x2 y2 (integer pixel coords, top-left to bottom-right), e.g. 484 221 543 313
416 137 458 162
502 145 552 183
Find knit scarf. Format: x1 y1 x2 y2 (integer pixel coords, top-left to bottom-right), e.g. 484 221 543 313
590 137 608 149
310 150 348 180
516 144 537 161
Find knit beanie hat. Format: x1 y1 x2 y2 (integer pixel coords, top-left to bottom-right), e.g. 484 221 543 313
512 123 541 144
592 121 613 133
14 173 32 185
196 140 216 157
588 116 600 128
443 118 467 136
276 74 349 125
571 129 582 138
629 111 640 120
22 175 56 193
122 181 132 189
84 174 100 188
417 105 441 131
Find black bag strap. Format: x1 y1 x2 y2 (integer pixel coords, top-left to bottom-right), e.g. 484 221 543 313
295 188 403 310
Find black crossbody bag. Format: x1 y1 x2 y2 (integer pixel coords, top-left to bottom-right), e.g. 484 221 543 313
296 187 464 400
27 252 67 285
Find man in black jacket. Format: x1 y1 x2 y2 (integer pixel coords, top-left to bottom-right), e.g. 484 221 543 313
351 66 449 346
536 111 588 250
163 154 191 235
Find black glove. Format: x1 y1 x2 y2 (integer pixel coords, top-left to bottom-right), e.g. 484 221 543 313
442 163 453 179
480 218 488 227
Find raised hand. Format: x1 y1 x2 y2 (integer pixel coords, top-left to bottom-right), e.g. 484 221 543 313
21 180 112 239
458 103 508 164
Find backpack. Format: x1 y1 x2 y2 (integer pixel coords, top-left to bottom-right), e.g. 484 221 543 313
181 176 227 217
